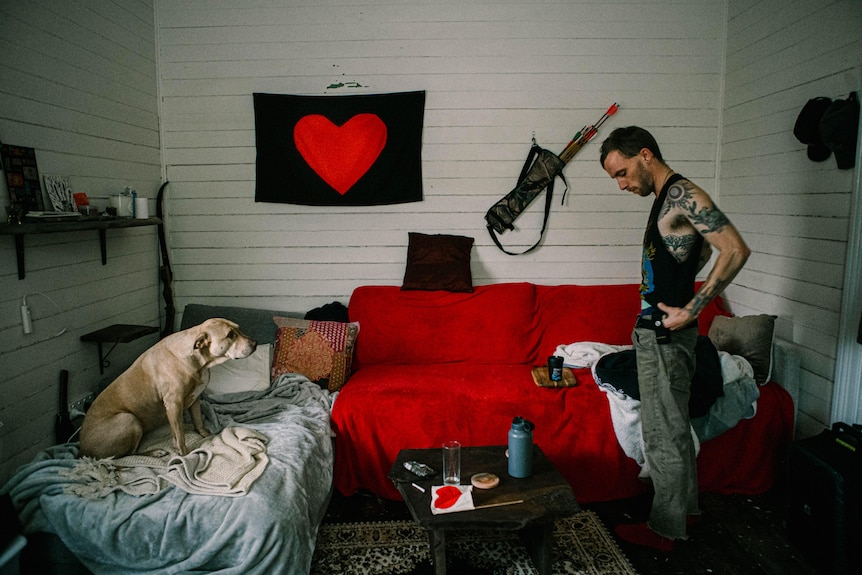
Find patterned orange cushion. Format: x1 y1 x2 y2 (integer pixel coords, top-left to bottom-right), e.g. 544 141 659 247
271 317 360 391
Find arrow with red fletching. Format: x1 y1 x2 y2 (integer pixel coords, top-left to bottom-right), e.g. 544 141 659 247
558 103 619 163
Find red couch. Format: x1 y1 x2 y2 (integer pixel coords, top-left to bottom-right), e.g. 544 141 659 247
331 283 795 504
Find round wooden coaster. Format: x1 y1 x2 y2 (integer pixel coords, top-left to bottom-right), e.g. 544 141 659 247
471 472 500 489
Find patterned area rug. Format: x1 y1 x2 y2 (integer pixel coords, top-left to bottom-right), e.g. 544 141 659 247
311 510 638 575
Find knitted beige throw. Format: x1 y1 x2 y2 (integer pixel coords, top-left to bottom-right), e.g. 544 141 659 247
63 424 269 498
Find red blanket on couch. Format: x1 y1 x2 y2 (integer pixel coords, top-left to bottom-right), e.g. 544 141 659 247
331 283 795 503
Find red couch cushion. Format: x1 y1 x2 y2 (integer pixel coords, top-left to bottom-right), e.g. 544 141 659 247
349 283 539 366
534 284 642 361
532 283 731 363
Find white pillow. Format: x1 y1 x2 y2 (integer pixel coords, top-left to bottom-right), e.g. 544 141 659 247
205 344 272 395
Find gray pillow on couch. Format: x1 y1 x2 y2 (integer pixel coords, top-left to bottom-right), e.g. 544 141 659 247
180 304 302 346
708 314 777 385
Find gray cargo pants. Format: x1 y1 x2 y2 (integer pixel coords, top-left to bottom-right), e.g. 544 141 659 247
632 324 699 539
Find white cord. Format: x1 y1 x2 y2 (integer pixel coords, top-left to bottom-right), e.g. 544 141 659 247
22 292 67 337
66 425 82 443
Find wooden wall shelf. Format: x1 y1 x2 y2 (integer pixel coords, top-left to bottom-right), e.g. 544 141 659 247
0 217 161 279
81 323 159 374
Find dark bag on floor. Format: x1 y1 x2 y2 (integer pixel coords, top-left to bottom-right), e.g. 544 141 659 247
787 422 862 575
485 144 567 255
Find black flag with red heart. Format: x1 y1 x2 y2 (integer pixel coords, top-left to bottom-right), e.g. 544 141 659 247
253 91 425 206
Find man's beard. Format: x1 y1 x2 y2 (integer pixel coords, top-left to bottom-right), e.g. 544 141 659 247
633 165 655 197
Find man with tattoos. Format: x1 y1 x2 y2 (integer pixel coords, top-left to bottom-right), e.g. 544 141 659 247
599 126 750 552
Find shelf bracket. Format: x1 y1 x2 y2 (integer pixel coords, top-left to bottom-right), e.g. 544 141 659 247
99 228 107 265
14 235 24 279
80 324 159 374
95 340 120 374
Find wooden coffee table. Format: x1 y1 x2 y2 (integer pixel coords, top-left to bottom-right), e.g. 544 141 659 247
388 445 580 575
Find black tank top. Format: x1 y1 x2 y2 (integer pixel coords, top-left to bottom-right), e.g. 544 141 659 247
639 173 703 312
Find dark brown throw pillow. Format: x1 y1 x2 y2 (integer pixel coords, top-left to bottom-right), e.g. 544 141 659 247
401 232 474 292
708 314 777 385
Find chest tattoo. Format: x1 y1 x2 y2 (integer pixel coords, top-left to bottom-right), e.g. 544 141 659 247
662 235 696 263
663 233 696 263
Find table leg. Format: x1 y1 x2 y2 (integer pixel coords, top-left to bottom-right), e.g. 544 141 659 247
428 529 446 575
521 522 553 575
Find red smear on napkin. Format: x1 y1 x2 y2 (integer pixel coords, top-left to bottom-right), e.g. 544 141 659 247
434 485 463 509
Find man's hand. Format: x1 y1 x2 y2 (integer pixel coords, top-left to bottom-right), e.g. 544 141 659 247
656 302 695 331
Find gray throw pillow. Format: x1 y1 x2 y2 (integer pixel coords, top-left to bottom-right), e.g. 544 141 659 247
708 314 777 385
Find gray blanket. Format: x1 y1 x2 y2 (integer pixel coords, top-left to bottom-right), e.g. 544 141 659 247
1 374 335 575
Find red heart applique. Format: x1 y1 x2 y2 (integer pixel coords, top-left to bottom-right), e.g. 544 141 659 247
293 114 387 194
434 485 463 509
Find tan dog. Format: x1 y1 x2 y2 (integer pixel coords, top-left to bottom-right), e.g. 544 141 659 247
79 318 257 459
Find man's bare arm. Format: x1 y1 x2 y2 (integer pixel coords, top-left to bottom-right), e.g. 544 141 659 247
696 242 713 273
659 186 750 330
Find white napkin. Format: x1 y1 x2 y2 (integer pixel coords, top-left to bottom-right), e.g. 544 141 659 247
430 485 474 514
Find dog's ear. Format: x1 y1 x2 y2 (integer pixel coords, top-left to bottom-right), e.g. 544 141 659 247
194 332 211 351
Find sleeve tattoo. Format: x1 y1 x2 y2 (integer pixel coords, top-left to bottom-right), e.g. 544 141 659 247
664 181 731 234
664 180 743 317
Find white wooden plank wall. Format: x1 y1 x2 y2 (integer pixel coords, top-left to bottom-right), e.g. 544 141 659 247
157 0 726 316
0 0 163 482
2 0 855 484
720 0 862 438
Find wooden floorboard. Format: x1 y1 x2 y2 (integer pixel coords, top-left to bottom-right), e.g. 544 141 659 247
586 490 818 575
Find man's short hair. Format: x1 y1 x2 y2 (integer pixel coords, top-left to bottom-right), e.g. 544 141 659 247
600 126 663 167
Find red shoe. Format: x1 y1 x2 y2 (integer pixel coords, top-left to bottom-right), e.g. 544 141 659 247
614 522 674 553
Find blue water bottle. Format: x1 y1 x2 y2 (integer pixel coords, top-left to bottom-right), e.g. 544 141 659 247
508 416 535 478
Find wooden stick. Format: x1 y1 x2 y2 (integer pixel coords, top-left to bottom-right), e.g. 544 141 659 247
474 499 524 510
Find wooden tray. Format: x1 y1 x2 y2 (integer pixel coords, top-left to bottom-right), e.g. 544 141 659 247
531 366 578 388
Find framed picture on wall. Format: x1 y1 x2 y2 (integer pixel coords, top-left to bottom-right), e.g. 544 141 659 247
42 174 75 212
1 144 45 213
